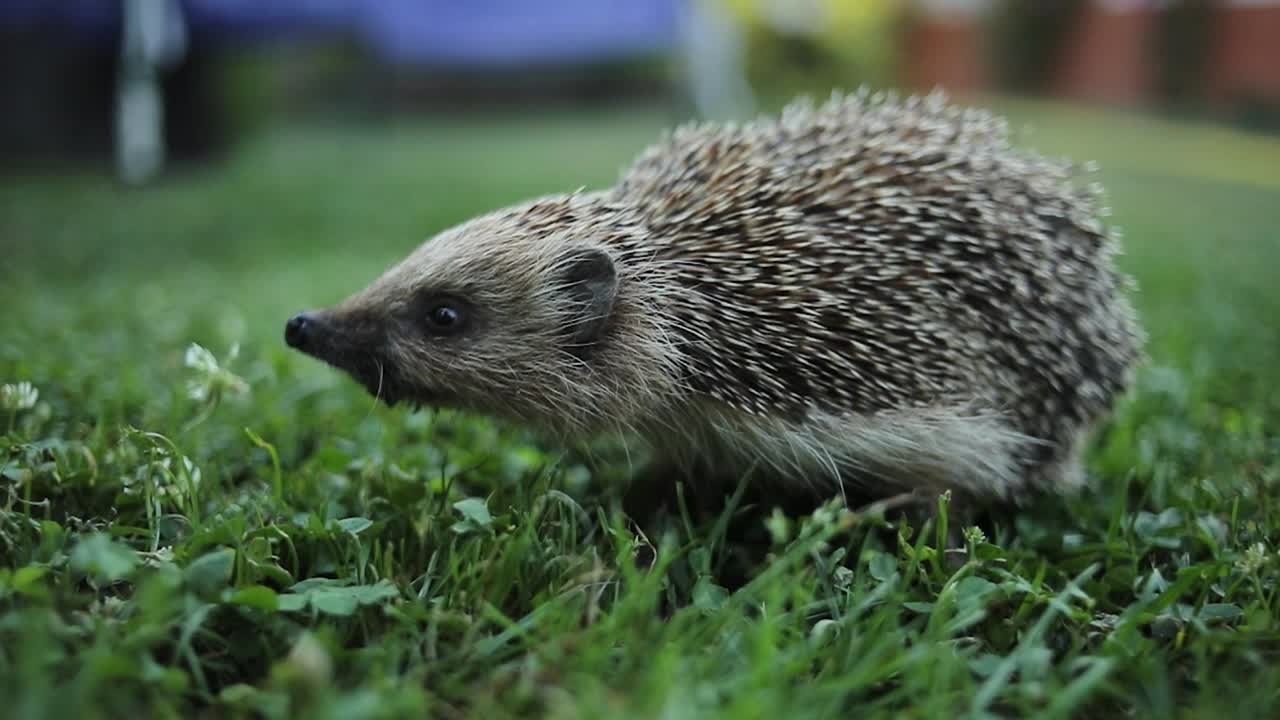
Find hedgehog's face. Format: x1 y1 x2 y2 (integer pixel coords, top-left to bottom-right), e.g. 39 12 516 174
284 198 621 428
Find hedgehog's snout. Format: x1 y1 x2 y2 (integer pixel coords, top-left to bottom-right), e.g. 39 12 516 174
285 308 405 404
284 310 346 362
286 307 384 363
284 312 317 350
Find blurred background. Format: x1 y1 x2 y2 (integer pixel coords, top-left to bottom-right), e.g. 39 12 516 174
1 0 1278 430
2 0 1277 178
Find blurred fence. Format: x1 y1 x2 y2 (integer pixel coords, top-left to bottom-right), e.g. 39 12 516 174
903 0 1280 123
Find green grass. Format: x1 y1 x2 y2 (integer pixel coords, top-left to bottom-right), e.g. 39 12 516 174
2 98 1279 719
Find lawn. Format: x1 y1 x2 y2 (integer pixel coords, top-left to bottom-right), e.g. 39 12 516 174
2 97 1279 719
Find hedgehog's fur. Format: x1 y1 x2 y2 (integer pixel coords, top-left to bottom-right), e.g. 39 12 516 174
287 89 1144 508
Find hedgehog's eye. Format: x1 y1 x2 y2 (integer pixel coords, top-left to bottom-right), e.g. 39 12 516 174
424 301 466 336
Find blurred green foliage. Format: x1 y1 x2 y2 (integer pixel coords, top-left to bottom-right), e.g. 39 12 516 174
725 0 903 101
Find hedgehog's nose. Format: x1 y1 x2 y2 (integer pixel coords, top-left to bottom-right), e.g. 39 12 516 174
285 312 314 349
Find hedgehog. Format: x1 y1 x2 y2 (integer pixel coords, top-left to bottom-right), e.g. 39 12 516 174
284 89 1144 515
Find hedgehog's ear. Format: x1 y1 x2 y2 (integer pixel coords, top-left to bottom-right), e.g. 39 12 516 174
555 247 617 354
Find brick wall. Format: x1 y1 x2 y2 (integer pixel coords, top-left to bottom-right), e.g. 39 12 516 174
1051 1 1158 105
900 14 989 95
901 0 1280 108
1204 2 1280 105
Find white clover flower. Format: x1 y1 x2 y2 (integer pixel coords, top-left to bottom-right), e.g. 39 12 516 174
1 382 39 411
183 342 249 403
1235 542 1269 575
184 343 219 373
963 526 988 546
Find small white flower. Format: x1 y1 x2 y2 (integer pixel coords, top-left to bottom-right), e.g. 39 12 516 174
184 344 219 373
1 382 39 411
1235 542 1269 574
963 526 988 546
183 342 249 403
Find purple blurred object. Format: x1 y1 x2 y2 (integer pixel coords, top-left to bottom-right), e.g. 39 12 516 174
0 0 683 65
355 0 681 66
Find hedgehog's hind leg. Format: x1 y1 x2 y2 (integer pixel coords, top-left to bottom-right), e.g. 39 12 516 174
730 406 1044 504
628 404 1043 515
1023 422 1093 495
620 405 1044 563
